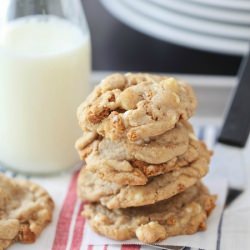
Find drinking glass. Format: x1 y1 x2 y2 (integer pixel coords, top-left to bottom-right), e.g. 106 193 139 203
0 0 91 174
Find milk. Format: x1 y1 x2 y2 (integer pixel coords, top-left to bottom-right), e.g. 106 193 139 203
0 16 91 174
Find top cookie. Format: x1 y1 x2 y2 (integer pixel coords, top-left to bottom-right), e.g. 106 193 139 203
77 73 197 143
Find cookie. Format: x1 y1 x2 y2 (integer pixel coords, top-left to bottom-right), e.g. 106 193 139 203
76 121 190 165
83 182 216 243
77 152 209 209
84 137 211 186
0 174 54 249
77 73 197 143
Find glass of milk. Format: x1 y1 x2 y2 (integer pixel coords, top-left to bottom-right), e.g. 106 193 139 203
0 0 91 174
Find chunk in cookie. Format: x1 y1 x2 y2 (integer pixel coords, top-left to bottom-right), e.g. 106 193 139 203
77 73 197 143
0 174 54 249
83 182 216 243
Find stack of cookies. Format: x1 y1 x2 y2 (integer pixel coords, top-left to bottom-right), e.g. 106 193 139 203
76 73 216 244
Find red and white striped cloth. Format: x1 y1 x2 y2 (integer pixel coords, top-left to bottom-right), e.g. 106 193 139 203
6 168 227 250
7 170 162 250
5 124 228 250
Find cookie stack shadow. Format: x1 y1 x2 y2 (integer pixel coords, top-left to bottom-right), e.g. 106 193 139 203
75 73 216 244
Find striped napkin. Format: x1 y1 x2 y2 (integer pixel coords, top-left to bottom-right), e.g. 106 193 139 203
2 123 230 250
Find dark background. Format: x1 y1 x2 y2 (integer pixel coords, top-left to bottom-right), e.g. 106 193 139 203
82 0 242 75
